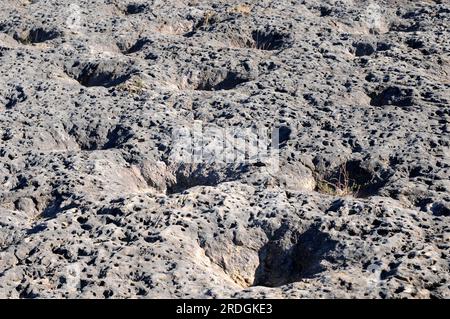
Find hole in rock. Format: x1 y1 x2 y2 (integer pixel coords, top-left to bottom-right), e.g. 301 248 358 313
389 22 420 33
352 42 375 57
196 72 249 91
5 85 27 109
315 160 390 198
69 123 133 151
183 12 219 37
369 86 414 107
65 61 133 88
166 163 249 194
125 38 151 54
251 29 291 51
40 195 78 219
253 224 338 287
319 6 333 17
431 202 450 217
376 42 391 52
405 38 424 50
15 28 60 44
18 285 39 299
26 224 47 235
274 125 292 148
177 70 251 91
126 3 147 15
103 125 134 150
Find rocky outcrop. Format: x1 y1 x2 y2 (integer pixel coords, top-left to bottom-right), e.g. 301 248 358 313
0 0 448 298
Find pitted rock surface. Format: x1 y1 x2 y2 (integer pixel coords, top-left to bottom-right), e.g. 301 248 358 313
0 0 449 298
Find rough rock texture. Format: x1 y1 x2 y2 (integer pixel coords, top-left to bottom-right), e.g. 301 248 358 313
0 0 449 298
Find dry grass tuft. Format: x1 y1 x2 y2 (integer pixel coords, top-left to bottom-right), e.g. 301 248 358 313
203 10 217 27
156 21 192 35
315 163 360 197
117 77 146 95
228 4 252 15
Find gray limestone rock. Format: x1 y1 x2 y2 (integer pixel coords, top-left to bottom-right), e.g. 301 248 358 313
0 0 448 299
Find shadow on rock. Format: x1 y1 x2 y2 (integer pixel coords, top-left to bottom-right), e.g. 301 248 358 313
253 224 338 287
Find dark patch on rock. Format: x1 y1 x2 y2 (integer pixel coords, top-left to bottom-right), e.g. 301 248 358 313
15 27 60 44
197 72 249 91
353 42 375 57
103 125 134 150
251 29 291 51
167 163 249 194
5 85 27 109
125 38 152 54
126 3 147 15
253 224 338 287
431 202 450 217
370 86 414 107
406 38 425 49
65 61 133 88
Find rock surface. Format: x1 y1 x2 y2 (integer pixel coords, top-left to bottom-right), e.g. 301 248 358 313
0 0 449 298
